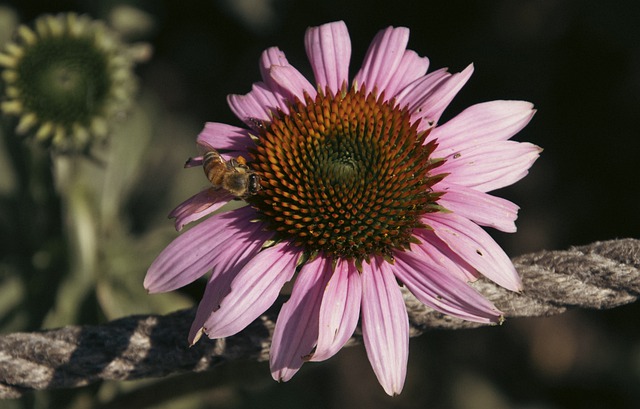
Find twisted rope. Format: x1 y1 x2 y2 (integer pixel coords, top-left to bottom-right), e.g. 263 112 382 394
1 238 639 399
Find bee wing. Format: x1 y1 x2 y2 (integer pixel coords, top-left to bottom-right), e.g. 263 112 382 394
187 142 218 168
195 141 247 172
196 140 217 155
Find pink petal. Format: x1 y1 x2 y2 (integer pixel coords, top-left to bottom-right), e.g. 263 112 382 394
227 82 288 125
409 229 479 282
431 100 536 155
202 242 300 339
229 47 291 126
307 258 362 362
188 225 273 344
268 65 317 102
361 258 409 396
422 212 522 292
259 47 290 88
436 140 542 192
410 64 474 129
305 21 351 92
144 207 259 293
188 263 240 345
437 182 520 233
353 26 410 94
394 250 502 323
270 255 333 382
395 67 450 108
196 122 254 152
168 188 234 231
207 224 274 286
381 50 430 99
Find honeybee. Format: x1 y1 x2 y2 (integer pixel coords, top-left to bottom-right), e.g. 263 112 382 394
201 148 261 198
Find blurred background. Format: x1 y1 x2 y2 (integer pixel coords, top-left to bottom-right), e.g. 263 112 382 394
0 0 638 408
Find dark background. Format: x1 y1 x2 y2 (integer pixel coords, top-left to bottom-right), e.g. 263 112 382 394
2 0 639 408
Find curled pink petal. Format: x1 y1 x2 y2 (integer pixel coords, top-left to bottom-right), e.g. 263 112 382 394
260 47 290 87
394 250 502 323
228 82 288 125
437 182 520 233
431 100 536 155
270 256 333 382
422 212 523 291
437 140 542 192
305 21 351 93
353 26 410 94
168 188 234 231
268 65 317 102
307 258 362 362
202 242 299 339
382 50 430 98
361 258 409 396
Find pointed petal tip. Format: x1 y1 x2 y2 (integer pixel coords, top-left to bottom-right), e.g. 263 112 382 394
184 156 202 168
143 270 162 294
271 368 296 383
361 260 409 399
379 377 405 396
499 269 523 293
188 328 204 346
513 279 525 294
143 280 168 295
504 99 535 114
386 387 404 397
142 281 153 293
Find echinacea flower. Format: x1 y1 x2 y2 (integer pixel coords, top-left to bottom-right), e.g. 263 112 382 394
145 21 540 395
0 12 142 153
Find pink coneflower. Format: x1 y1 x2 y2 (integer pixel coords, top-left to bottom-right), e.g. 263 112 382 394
145 21 540 395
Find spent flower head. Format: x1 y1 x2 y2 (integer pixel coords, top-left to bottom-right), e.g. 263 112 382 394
145 21 541 395
0 12 143 153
